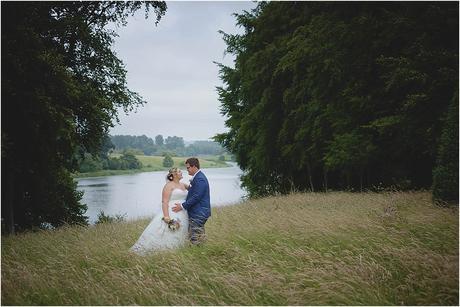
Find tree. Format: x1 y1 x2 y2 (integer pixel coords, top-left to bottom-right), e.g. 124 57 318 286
162 154 174 168
165 136 185 150
2 1 167 233
110 134 156 155
155 134 164 146
185 140 226 156
215 2 458 196
120 151 142 169
99 135 116 160
78 153 103 173
432 89 459 205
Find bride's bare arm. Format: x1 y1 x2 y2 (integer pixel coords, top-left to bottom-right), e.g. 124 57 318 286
161 184 172 221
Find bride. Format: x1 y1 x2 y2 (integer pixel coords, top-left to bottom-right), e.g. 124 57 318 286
130 167 189 254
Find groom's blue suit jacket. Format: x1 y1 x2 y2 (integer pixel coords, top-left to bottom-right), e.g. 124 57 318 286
182 170 211 221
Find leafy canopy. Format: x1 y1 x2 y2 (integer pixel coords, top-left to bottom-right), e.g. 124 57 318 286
2 1 167 233
215 2 458 198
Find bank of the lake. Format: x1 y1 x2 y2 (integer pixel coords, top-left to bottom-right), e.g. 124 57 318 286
2 191 458 305
76 162 245 223
73 155 229 178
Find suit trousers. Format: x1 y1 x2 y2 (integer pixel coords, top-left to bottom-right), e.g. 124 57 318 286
188 218 207 245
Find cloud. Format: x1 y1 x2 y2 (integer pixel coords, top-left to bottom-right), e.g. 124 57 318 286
109 1 256 141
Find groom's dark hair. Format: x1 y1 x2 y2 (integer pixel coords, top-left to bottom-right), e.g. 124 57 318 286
186 157 200 169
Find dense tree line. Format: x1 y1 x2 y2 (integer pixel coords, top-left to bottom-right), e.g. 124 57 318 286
186 140 227 156
2 1 167 234
78 152 142 172
215 2 458 202
110 134 226 156
111 134 157 155
76 135 141 173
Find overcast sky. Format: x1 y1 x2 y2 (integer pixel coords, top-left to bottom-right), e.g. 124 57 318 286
109 1 257 141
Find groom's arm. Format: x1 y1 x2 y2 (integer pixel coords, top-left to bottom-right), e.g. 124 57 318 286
182 177 207 210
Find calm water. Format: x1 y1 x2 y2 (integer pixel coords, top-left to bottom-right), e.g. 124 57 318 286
76 162 247 223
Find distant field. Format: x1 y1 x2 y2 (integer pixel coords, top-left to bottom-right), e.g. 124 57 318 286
135 155 228 170
2 191 458 305
74 155 228 178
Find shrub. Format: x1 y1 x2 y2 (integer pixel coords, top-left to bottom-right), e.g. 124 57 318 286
162 154 174 167
120 152 141 169
95 211 126 224
78 153 103 173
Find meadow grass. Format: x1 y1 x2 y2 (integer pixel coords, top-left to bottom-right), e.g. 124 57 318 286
74 155 228 178
2 191 458 305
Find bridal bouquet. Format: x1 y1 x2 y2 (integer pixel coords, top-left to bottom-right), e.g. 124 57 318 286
162 217 180 231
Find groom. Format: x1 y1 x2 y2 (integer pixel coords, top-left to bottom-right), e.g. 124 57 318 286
172 157 211 245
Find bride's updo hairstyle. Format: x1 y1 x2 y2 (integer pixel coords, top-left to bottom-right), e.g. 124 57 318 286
166 167 180 181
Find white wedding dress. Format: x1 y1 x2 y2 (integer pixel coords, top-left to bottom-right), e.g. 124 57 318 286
130 188 189 255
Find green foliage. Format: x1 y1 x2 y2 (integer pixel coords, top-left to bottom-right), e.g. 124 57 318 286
111 134 157 155
164 136 185 150
324 131 376 189
1 1 167 233
78 153 104 173
432 89 459 205
216 2 458 196
162 154 174 168
155 134 164 146
85 151 142 171
119 151 142 169
95 211 126 224
186 140 226 156
111 134 227 156
76 134 117 172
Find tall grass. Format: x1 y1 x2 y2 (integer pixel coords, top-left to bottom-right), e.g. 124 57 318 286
2 191 458 305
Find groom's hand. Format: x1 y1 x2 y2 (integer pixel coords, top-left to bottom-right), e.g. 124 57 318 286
172 203 183 213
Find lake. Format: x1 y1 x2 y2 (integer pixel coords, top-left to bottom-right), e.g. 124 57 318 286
76 162 247 223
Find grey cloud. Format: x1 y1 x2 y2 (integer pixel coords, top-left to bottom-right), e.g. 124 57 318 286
110 1 257 140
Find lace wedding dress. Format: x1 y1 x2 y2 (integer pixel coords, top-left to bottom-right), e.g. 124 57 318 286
130 188 189 254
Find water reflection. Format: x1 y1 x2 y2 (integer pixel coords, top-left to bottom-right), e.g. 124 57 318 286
78 183 109 188
76 163 246 223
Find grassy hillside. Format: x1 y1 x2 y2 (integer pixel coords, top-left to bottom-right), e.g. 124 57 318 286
74 155 228 178
2 191 458 305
